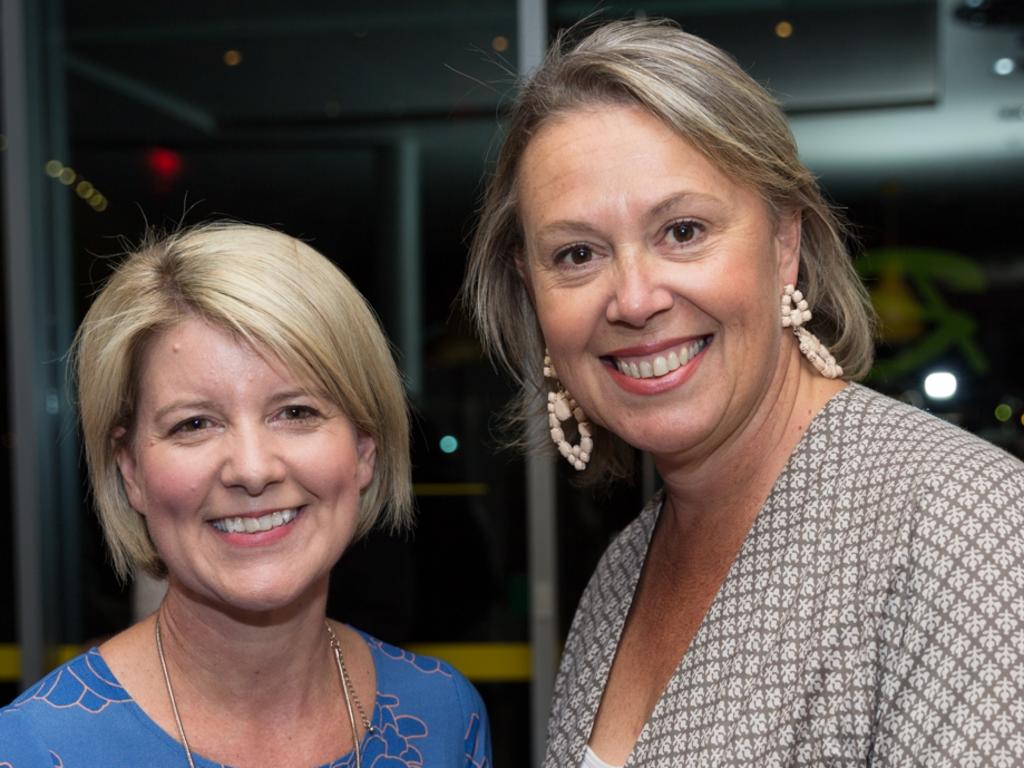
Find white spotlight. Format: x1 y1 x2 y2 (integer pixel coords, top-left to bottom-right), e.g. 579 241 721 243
994 58 1015 76
924 371 957 399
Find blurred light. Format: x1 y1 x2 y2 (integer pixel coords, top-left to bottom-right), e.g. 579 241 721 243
491 35 509 52
146 147 183 181
223 49 243 67
44 160 63 177
774 20 794 38
93 197 108 213
88 190 104 205
58 167 76 185
995 403 1012 422
439 435 459 454
923 371 957 399
75 180 94 199
994 58 1015 76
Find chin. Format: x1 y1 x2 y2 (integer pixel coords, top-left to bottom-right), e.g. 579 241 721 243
186 568 330 618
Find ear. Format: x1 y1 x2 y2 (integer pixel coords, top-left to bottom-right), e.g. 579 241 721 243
775 208 802 287
355 432 377 491
514 249 536 303
112 427 146 515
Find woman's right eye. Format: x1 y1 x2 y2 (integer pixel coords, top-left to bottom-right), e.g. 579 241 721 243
554 244 594 266
171 417 211 435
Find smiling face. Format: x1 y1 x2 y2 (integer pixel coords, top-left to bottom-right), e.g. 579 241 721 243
518 105 801 462
116 315 375 614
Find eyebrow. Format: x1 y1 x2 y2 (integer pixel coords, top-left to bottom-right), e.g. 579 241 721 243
266 390 317 406
534 192 722 240
152 399 218 424
151 390 317 422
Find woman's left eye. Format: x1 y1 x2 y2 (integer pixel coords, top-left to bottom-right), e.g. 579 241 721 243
666 220 701 244
279 405 320 421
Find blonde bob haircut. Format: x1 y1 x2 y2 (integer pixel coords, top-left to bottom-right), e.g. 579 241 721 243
73 222 412 580
464 18 876 481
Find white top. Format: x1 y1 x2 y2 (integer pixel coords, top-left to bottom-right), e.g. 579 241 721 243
581 745 623 768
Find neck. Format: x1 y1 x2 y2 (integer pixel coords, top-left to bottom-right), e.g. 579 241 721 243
654 343 844 547
156 577 336 719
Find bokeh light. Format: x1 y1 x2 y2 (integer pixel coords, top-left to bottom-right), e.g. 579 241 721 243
923 371 957 399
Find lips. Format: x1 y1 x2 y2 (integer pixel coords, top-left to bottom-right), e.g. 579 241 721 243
209 508 300 534
610 336 711 380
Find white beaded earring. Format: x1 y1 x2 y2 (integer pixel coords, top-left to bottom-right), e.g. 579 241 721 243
781 284 843 379
543 350 593 471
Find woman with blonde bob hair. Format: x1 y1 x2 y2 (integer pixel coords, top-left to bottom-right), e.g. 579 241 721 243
1 222 491 767
465 18 1024 767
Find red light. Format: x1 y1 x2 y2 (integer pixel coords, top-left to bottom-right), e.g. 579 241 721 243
146 147 182 180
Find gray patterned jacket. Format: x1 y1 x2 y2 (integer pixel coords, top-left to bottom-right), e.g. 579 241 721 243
544 384 1024 767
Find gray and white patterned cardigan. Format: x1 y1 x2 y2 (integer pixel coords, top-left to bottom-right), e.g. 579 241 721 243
544 384 1024 767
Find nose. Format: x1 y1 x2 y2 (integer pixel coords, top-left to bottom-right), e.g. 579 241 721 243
220 425 286 495
605 251 674 327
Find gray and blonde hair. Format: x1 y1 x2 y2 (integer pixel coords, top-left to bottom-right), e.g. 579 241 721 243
464 18 875 480
73 221 413 580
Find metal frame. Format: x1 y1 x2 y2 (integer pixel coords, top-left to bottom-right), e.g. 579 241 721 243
3 0 79 688
3 0 46 688
517 2 556 766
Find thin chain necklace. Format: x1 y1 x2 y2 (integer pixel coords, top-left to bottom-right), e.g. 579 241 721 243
154 614 374 768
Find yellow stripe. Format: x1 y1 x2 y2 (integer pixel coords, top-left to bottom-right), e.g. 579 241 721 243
406 642 530 682
0 645 83 682
412 482 489 497
0 642 531 683
0 645 18 681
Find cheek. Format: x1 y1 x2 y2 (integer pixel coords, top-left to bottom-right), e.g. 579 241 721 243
136 453 212 518
534 288 598 353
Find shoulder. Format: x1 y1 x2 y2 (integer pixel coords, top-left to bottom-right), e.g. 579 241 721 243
360 630 487 716
357 632 491 763
817 384 1024 531
2 648 130 716
834 383 1024 486
824 384 1024 585
362 633 486 713
0 649 133 764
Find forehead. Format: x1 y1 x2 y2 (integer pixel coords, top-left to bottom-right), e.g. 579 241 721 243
134 316 302 403
517 105 754 224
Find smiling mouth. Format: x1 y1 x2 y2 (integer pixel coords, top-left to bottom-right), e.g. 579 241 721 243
610 336 711 380
210 508 301 534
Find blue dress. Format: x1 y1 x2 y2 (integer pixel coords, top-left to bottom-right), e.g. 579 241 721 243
0 631 492 767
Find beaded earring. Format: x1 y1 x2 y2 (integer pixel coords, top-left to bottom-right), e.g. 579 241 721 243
781 284 843 379
543 351 593 471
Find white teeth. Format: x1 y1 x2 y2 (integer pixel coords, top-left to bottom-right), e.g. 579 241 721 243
211 508 299 534
614 337 708 381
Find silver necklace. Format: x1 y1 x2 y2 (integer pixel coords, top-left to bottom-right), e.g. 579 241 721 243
154 614 374 768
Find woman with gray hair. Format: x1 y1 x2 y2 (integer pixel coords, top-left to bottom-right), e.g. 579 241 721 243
465 19 1024 767
1 222 491 767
